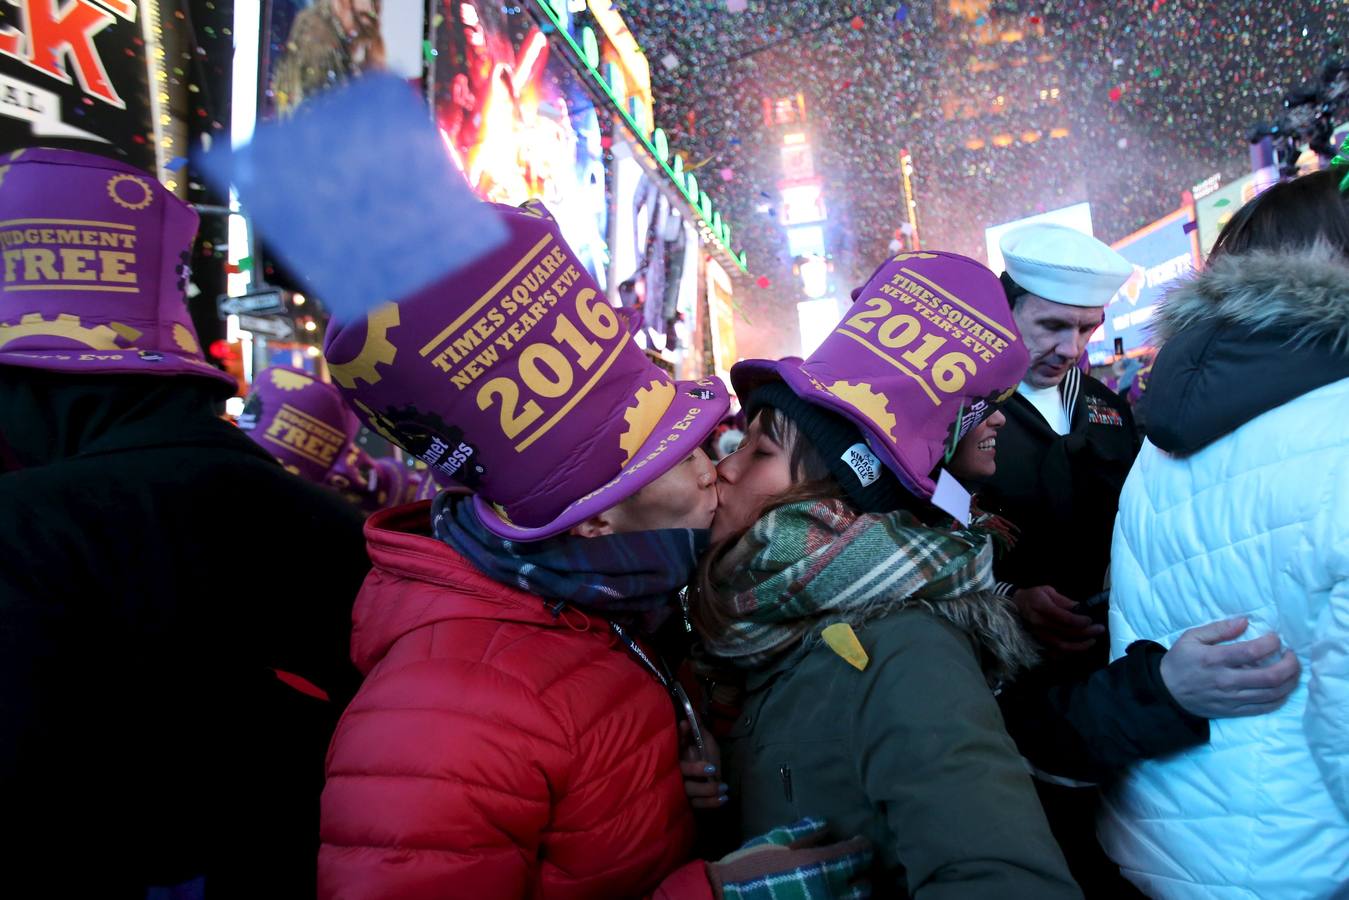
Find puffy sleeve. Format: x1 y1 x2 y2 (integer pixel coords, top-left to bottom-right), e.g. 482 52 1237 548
1305 461 1349 818
852 611 1082 899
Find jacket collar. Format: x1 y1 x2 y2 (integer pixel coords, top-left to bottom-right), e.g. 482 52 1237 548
352 501 609 674
1005 367 1086 440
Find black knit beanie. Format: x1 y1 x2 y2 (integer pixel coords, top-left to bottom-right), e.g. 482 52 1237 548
747 381 910 514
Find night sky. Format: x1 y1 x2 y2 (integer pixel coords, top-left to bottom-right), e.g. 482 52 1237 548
620 0 1342 357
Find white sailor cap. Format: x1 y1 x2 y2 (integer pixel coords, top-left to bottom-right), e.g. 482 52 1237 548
999 224 1134 308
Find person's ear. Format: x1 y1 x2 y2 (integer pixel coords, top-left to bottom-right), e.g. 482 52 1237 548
570 513 615 538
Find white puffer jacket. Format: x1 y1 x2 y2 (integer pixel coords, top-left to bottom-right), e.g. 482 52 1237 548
1101 247 1349 900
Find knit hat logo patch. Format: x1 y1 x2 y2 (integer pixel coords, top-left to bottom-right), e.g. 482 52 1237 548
841 443 882 487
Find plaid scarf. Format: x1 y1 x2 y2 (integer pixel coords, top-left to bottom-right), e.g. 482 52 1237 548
702 499 1030 673
432 492 706 633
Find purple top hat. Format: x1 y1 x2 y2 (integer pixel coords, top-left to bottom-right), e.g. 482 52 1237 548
238 365 361 483
732 251 1030 499
324 200 728 540
0 148 235 394
372 457 424 509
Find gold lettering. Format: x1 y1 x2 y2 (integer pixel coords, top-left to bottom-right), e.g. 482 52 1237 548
451 329 483 360
22 248 57 281
59 248 96 281
431 347 456 373
99 251 136 283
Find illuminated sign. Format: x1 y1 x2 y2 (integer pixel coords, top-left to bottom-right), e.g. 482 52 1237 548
430 4 608 289
706 258 737 387
1193 170 1276 258
534 0 744 271
0 0 158 174
786 225 826 258
779 180 826 226
763 93 807 126
586 0 653 135
797 297 845 356
1087 207 1199 363
781 143 814 181
984 201 1093 273
899 149 921 250
799 255 828 299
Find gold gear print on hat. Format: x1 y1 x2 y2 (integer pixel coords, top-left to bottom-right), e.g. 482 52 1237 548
269 368 314 391
0 312 137 351
891 252 938 262
328 303 399 390
352 399 403 446
826 380 898 439
106 173 155 211
618 378 676 464
172 323 200 355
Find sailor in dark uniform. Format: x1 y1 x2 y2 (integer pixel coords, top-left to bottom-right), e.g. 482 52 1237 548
977 225 1150 896
982 224 1140 638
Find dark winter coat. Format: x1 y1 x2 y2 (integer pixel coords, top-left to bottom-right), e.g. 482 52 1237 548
975 368 1206 896
978 368 1140 609
0 370 370 898
722 603 1081 898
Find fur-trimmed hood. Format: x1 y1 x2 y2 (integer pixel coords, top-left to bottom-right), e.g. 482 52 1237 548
1144 244 1349 456
1156 243 1349 349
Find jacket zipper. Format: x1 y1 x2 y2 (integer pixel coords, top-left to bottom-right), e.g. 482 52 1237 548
780 764 793 803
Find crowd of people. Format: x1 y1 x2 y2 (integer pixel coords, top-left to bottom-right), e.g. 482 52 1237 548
1 144 1345 900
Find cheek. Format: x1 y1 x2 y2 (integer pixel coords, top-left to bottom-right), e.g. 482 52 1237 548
749 456 795 497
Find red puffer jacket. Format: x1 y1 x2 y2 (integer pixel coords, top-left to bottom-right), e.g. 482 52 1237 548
318 503 712 900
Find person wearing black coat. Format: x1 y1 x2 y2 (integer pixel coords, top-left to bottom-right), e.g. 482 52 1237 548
0 149 370 898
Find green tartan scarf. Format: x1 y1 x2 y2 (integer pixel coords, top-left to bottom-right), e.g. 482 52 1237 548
702 499 1035 678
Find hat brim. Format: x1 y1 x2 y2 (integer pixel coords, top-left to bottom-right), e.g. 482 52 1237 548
732 357 934 498
0 348 238 396
473 376 729 541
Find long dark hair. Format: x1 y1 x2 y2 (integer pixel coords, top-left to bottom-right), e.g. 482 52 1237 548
692 407 847 639
1209 168 1349 261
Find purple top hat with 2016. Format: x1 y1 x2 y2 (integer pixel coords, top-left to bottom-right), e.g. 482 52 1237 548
0 148 235 394
732 251 1030 499
324 200 728 540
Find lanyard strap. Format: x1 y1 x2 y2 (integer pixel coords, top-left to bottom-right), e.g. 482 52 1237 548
608 621 672 688
609 620 705 756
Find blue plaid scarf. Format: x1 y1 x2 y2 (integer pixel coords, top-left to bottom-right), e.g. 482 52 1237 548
432 492 707 633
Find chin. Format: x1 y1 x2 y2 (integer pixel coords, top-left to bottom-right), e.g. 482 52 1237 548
709 513 738 544
1029 368 1068 389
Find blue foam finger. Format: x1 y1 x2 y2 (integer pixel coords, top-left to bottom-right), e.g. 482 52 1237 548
198 74 508 322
